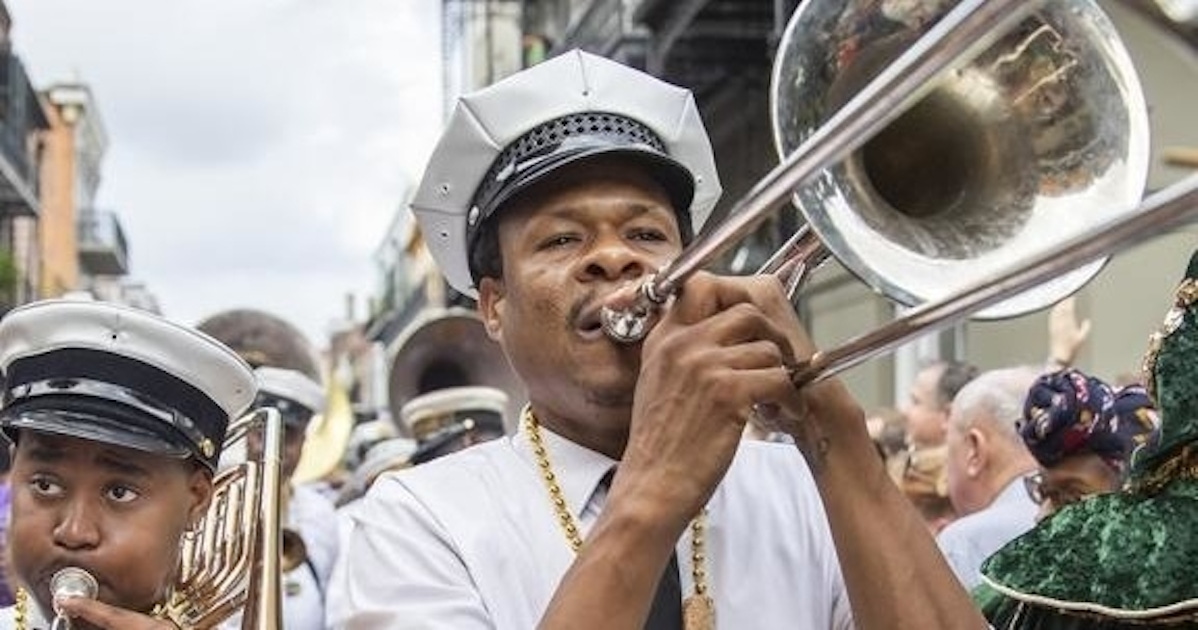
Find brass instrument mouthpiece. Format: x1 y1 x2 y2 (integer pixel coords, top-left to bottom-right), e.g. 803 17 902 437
50 566 99 615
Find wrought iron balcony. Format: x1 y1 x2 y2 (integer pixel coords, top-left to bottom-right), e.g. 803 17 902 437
77 209 129 276
0 53 49 216
550 0 648 64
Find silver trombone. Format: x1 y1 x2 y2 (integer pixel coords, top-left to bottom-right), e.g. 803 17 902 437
601 0 1191 384
791 174 1198 384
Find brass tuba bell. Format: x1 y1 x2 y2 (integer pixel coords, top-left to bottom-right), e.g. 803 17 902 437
387 307 526 436
197 307 353 485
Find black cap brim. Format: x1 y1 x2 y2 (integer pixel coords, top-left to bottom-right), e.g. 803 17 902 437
410 412 506 465
492 143 695 222
467 142 697 281
254 394 315 431
1 406 193 461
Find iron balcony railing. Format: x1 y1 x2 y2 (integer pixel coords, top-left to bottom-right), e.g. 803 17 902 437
77 209 130 276
555 0 646 60
0 53 49 215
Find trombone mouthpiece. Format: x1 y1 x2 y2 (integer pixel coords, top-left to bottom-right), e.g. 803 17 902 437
600 304 650 343
599 273 671 343
51 567 99 612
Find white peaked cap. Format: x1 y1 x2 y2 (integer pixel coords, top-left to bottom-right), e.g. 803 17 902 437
411 49 722 297
255 366 325 414
0 299 256 470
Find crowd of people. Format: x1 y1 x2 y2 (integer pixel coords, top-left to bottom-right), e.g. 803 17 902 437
0 48 1192 630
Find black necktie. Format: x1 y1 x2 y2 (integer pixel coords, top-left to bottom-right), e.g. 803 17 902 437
644 550 684 630
597 469 683 630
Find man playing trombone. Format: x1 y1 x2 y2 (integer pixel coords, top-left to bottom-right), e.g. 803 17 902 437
329 50 985 629
0 299 257 629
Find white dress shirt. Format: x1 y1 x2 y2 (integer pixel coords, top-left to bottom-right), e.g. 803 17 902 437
327 423 854 629
291 483 341 591
335 497 366 562
278 483 341 630
936 477 1038 590
0 600 47 629
224 482 341 630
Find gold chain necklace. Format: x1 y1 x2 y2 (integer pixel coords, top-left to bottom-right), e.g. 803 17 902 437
523 406 715 630
15 587 27 630
14 586 177 629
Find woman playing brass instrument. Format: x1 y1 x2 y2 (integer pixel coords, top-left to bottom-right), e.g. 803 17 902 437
0 300 257 629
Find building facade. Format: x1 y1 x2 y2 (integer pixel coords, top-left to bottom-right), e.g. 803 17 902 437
363 194 445 419
442 0 525 115
0 2 49 312
407 0 1198 412
0 2 156 313
39 83 132 296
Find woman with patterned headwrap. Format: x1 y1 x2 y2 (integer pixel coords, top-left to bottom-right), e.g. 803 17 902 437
977 250 1198 628
1018 370 1158 520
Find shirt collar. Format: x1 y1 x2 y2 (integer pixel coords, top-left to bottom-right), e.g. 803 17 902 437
23 595 49 630
512 419 618 519
996 473 1035 507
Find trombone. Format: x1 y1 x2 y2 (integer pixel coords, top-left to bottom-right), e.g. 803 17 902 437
601 0 1195 383
791 174 1198 384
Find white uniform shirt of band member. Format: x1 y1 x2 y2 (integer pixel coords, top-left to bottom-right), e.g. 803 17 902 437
0 299 256 628
246 366 339 630
326 49 854 630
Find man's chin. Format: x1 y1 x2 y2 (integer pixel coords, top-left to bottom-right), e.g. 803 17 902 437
583 381 637 408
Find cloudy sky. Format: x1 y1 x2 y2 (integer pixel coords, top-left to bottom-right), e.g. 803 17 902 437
8 0 443 345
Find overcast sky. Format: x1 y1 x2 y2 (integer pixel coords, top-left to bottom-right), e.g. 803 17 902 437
8 0 444 345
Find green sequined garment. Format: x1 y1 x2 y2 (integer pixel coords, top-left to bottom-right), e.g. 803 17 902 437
977 582 1198 629
977 481 1198 624
974 251 1198 629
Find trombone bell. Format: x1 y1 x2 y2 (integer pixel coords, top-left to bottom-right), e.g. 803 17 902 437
771 0 1149 318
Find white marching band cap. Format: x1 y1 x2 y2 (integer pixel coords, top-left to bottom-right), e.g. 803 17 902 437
254 366 325 428
345 418 399 469
411 48 722 297
0 299 257 470
349 437 417 496
400 385 509 438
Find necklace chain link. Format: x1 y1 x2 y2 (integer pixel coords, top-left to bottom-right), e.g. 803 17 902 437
522 406 712 622
15 587 27 630
14 586 180 629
